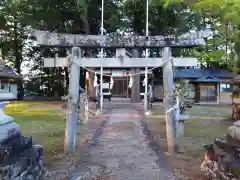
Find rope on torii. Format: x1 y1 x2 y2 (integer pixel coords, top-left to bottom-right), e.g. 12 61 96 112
59 0 190 154
128 75 133 88
28 0 208 157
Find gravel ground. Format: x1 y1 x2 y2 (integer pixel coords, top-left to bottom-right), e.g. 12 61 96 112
70 103 174 180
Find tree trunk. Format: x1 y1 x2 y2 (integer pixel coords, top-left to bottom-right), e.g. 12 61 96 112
232 41 240 119
87 70 96 99
131 49 141 102
80 67 86 89
57 67 64 97
13 20 24 100
80 16 96 100
64 67 69 91
130 0 141 103
234 42 240 76
47 69 51 93
233 41 240 94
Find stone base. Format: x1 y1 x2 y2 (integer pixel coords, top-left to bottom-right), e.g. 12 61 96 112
178 114 189 121
178 122 185 137
178 114 189 137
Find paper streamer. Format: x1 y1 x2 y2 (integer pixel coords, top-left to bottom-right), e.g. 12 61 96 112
93 73 98 87
128 75 133 88
110 76 114 90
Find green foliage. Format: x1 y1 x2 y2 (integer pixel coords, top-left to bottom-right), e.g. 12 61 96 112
123 0 191 35
162 0 240 67
4 0 233 97
162 0 184 8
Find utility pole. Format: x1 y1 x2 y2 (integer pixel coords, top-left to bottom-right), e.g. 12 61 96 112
162 47 178 154
144 0 149 112
64 47 81 152
100 0 104 112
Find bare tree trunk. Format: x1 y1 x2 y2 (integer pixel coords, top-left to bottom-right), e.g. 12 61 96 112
80 17 96 100
131 49 141 102
234 42 240 76
87 69 96 99
233 42 240 95
232 42 240 119
64 67 69 85
13 21 24 100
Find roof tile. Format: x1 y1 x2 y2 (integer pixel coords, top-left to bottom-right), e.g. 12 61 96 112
174 68 233 79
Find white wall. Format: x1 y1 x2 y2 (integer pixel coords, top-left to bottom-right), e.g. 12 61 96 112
102 82 109 89
0 81 18 99
10 83 18 98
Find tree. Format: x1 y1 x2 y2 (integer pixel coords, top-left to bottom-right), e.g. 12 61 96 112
123 0 177 102
0 0 201 100
0 0 35 99
75 0 123 100
122 0 191 102
163 0 240 68
19 0 123 99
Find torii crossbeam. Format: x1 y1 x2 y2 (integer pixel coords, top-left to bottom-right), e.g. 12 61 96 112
30 29 209 48
43 57 199 68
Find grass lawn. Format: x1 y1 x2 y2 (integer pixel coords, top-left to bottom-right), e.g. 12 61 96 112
147 104 233 179
4 101 65 167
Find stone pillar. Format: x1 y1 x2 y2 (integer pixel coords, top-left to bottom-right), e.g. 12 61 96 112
162 48 174 103
162 47 178 154
64 47 81 153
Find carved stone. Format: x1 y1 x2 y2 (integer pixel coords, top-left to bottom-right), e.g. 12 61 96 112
31 29 208 48
0 101 48 179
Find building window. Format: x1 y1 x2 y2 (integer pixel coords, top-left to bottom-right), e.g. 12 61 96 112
1 84 4 90
220 83 231 92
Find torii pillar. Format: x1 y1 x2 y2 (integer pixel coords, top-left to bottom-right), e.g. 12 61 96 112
162 47 178 153
64 47 81 152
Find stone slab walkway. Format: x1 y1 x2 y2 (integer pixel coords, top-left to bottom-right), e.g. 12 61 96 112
70 103 175 180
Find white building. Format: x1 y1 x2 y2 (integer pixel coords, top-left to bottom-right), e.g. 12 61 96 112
0 53 21 100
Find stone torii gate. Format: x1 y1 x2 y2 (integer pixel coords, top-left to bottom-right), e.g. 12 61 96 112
31 29 207 153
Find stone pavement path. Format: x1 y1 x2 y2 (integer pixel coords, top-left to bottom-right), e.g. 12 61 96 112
70 103 175 180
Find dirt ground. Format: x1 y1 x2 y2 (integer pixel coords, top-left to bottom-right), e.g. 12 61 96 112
146 103 233 180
